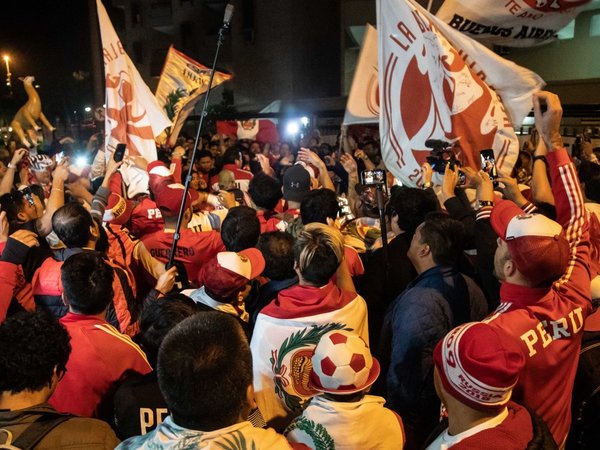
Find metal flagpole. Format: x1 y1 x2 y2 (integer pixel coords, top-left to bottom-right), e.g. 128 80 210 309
167 4 234 270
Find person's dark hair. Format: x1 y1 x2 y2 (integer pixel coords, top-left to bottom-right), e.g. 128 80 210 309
388 186 439 236
294 224 344 286
223 146 243 165
0 192 26 224
157 312 253 430
221 206 260 252
139 294 199 367
300 188 339 225
52 202 94 248
418 212 465 266
61 251 114 315
0 311 71 394
197 150 213 161
257 231 296 280
248 173 282 211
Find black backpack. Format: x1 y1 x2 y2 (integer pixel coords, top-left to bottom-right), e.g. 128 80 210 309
567 330 600 449
0 412 72 450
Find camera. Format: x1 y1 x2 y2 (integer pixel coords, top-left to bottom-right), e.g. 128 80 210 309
425 139 460 174
360 168 386 187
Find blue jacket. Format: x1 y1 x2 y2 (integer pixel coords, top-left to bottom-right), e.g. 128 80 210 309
380 265 487 444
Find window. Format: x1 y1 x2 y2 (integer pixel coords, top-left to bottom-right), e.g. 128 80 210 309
590 14 600 37
557 19 575 40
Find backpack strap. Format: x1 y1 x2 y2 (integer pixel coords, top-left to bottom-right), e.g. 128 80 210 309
10 412 72 450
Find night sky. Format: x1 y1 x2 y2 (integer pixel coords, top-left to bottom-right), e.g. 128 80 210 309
0 0 95 123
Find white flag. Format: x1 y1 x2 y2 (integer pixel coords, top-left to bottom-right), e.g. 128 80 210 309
97 0 171 162
436 0 591 47
343 24 380 125
377 0 544 187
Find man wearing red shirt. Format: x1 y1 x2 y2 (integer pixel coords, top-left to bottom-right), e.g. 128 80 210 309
141 162 225 285
50 252 151 420
476 92 591 447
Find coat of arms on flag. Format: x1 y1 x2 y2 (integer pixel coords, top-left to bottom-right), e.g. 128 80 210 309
96 0 171 162
377 0 544 187
155 46 232 147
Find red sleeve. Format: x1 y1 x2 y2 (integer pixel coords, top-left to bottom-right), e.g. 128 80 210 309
109 171 124 195
0 261 18 322
547 149 591 300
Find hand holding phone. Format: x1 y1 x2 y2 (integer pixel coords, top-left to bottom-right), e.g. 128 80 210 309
114 143 126 163
479 149 498 181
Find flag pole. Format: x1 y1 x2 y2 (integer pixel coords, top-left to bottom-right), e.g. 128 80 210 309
426 0 434 11
167 4 234 270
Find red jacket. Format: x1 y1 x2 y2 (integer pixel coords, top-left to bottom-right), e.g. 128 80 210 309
50 313 152 419
481 149 590 445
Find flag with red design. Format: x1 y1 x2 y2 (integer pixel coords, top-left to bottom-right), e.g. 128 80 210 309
96 0 171 162
436 0 591 47
378 0 544 187
343 24 379 125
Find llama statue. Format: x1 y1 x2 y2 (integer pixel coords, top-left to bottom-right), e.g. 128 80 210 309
10 76 55 148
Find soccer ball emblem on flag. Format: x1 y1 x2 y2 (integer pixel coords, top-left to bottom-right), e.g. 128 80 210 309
310 330 380 394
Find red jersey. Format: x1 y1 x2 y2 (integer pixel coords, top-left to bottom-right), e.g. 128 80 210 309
141 228 225 286
344 245 365 277
129 196 165 239
480 149 590 446
50 313 151 418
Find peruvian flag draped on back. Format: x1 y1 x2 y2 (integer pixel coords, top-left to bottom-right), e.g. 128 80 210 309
96 0 171 161
378 0 544 187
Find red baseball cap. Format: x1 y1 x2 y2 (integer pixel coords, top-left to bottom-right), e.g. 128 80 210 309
103 192 134 225
434 322 525 412
490 199 570 286
198 248 265 302
148 161 199 217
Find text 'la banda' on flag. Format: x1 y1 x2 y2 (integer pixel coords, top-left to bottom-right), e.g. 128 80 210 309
96 0 171 163
155 46 232 147
377 0 544 187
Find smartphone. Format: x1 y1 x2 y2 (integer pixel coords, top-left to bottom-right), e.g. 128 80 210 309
360 169 386 187
480 149 498 181
114 143 126 162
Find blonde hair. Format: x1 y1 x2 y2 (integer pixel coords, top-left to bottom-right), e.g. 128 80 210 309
296 223 345 276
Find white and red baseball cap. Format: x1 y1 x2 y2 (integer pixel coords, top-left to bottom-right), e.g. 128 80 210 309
148 161 199 217
491 199 570 286
198 248 265 302
433 322 525 412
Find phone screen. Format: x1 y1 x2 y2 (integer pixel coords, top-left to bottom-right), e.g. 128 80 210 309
480 149 498 180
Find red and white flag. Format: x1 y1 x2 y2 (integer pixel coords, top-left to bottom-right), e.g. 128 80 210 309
436 0 591 47
343 24 380 125
216 119 280 144
378 0 544 187
97 0 171 162
155 46 232 147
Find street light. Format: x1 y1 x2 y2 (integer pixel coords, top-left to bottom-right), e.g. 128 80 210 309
3 55 11 88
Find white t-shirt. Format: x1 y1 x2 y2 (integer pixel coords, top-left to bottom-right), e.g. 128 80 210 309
426 408 508 449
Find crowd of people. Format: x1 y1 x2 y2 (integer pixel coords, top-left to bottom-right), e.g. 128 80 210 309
0 90 599 450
